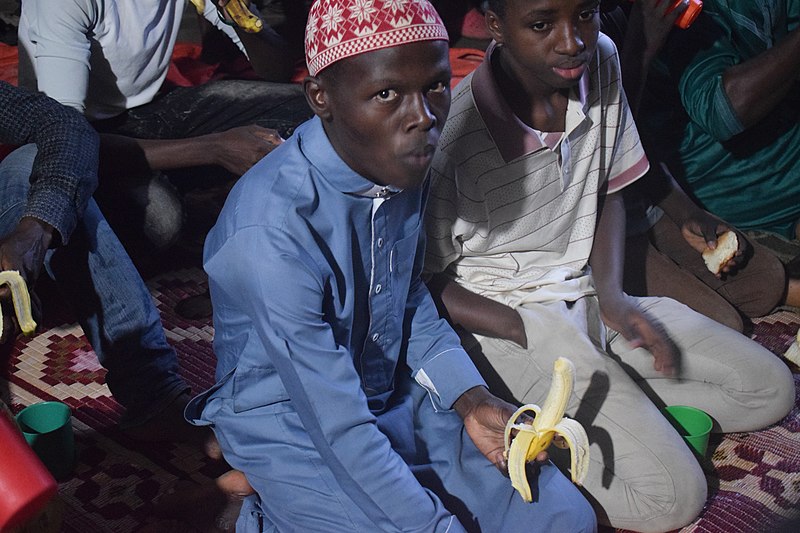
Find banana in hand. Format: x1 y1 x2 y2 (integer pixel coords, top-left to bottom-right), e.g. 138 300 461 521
189 0 264 33
0 270 37 337
503 357 590 502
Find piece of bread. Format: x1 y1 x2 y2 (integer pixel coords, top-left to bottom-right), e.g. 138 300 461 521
783 328 800 368
702 231 738 274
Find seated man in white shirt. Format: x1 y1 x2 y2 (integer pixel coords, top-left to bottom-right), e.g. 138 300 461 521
18 0 313 257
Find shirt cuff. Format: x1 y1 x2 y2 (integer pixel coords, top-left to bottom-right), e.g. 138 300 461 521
415 348 486 410
712 78 745 141
24 193 76 245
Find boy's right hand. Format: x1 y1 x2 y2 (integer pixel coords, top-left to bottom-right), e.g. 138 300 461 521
680 214 747 275
454 385 548 475
600 295 681 377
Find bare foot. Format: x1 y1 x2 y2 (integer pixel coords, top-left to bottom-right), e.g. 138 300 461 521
175 291 213 320
154 471 255 533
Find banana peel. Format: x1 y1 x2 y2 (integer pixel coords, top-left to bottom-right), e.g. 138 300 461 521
0 270 37 337
503 357 590 502
189 0 264 33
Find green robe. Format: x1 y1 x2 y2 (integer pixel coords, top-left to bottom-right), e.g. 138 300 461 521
640 0 800 238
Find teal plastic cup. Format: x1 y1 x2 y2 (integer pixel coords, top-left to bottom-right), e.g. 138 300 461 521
662 405 713 457
16 402 75 481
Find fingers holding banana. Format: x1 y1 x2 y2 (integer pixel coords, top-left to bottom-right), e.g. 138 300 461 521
191 0 264 33
0 270 37 341
503 357 590 502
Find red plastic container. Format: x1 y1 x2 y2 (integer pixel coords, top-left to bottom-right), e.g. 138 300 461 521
630 0 703 29
0 410 58 530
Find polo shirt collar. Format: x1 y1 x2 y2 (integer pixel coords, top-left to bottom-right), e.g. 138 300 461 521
302 116 403 198
471 42 591 163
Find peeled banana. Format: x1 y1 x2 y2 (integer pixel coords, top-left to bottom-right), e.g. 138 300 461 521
503 357 590 502
189 0 264 33
0 270 37 337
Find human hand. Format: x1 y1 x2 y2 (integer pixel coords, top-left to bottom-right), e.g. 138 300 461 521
681 215 746 275
0 218 51 343
211 125 283 176
629 0 688 62
600 295 680 376
211 0 265 33
454 386 548 475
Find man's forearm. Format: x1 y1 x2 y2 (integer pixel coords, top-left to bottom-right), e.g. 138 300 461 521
99 133 220 176
426 273 526 347
653 170 708 227
722 26 800 128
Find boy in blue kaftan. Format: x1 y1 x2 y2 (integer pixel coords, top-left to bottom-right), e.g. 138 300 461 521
186 1 597 531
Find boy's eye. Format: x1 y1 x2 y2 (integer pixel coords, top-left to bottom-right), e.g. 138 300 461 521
530 21 550 31
429 81 448 94
376 89 399 102
579 2 601 21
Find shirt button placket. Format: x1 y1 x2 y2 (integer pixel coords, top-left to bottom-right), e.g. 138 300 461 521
371 222 386 346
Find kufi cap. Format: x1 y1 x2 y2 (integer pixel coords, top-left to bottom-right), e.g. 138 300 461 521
305 0 449 76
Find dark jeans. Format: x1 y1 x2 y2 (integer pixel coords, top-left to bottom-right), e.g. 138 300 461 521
0 146 188 426
97 79 310 140
93 79 313 256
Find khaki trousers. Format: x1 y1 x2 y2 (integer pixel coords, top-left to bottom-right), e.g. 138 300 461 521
467 295 794 532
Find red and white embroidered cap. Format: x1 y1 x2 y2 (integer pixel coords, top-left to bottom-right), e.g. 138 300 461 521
305 0 449 76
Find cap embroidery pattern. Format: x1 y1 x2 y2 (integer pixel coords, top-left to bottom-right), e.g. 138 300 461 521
305 0 448 75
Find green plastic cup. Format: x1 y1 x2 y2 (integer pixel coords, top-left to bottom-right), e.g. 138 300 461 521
662 405 713 457
16 402 75 481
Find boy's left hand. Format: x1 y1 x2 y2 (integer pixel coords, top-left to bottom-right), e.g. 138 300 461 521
453 386 548 475
600 296 680 377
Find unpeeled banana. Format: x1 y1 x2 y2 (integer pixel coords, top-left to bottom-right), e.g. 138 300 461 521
503 357 590 502
189 0 264 33
0 270 37 337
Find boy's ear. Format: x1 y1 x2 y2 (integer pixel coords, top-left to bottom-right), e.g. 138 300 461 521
303 76 332 120
485 10 505 44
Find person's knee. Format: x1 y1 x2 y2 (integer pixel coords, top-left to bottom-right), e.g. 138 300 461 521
724 343 795 430
0 144 37 182
102 171 184 252
593 434 707 533
723 247 786 318
621 464 707 533
762 357 795 425
705 304 745 333
135 172 184 250
657 474 707 532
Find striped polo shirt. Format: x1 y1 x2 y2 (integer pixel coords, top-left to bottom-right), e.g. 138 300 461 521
424 34 649 307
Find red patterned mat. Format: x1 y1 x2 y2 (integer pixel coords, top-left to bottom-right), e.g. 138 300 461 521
2 268 799 532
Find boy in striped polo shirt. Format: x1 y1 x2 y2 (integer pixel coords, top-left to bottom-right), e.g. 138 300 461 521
423 1 795 531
